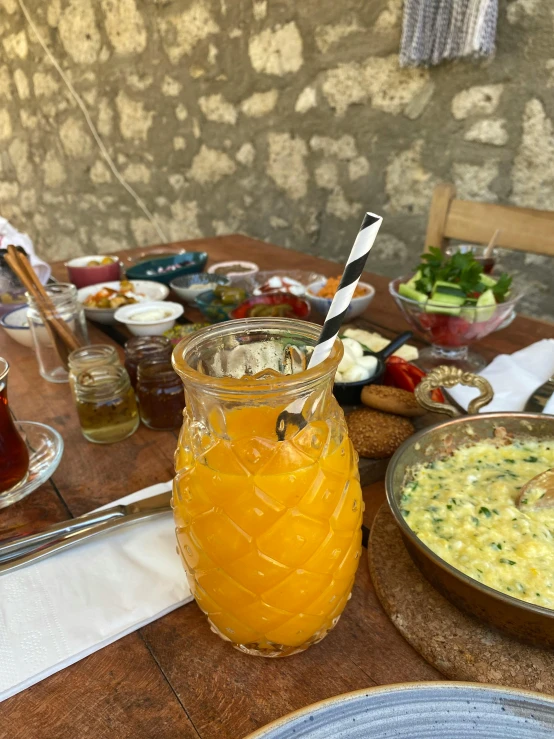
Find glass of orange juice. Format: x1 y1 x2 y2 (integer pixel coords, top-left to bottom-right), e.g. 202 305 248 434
172 318 363 657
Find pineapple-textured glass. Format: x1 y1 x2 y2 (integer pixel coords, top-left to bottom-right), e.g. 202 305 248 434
172 318 363 657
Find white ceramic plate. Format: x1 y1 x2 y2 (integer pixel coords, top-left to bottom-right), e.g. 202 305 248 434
77 280 169 325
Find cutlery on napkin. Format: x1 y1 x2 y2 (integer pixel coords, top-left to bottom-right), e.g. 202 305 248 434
448 339 554 414
0 481 191 702
0 490 172 573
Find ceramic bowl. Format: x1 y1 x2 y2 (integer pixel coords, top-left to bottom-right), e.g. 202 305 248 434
306 280 375 320
126 252 208 286
77 280 169 325
195 289 245 322
170 273 230 304
207 260 259 284
114 301 184 336
0 304 32 348
66 255 121 289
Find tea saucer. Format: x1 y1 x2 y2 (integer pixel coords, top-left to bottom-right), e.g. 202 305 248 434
0 422 64 509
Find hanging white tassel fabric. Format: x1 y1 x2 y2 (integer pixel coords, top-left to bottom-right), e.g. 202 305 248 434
400 0 498 67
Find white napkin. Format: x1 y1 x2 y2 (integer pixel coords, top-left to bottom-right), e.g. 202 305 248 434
0 481 191 702
448 339 554 414
0 217 51 284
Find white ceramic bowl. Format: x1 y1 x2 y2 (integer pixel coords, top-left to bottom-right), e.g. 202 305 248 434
305 279 375 320
77 280 169 325
170 273 230 304
114 301 184 336
0 305 33 348
207 260 259 284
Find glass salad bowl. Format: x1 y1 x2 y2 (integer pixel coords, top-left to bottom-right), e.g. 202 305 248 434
389 276 524 372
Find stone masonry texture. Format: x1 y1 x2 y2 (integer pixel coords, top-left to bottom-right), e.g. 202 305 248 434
0 0 553 319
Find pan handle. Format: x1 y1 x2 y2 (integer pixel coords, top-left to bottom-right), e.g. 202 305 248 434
415 366 494 417
375 331 413 360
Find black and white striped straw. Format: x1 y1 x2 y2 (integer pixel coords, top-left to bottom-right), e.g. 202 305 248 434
276 211 382 440
308 211 383 369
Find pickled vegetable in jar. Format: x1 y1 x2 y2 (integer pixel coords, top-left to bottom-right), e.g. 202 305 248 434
124 335 172 389
68 344 120 394
136 359 184 430
74 365 139 444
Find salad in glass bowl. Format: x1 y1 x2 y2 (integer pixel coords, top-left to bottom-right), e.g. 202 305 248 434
390 248 524 371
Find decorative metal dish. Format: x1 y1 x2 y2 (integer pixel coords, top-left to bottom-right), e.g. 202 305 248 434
386 365 554 646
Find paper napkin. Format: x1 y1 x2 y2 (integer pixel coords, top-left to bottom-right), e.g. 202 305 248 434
0 481 191 702
448 339 554 414
0 217 51 284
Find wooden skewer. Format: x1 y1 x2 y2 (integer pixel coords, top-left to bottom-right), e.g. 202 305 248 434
484 228 501 260
4 247 82 367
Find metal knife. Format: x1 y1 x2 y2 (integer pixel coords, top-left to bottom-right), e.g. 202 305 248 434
524 377 554 414
0 490 172 575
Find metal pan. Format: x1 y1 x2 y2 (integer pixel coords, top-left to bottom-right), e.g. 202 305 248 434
333 331 413 405
385 365 554 646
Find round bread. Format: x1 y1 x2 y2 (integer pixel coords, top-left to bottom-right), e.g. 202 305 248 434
361 384 426 417
347 408 414 459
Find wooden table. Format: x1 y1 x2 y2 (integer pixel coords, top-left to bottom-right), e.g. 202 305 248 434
1 236 552 739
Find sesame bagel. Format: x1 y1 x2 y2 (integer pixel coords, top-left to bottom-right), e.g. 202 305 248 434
347 408 414 459
361 384 427 417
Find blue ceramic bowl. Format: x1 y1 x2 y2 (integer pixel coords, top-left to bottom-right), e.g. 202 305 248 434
126 251 208 285
170 273 229 304
195 289 244 323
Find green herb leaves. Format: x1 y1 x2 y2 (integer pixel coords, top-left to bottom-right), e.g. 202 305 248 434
415 246 511 302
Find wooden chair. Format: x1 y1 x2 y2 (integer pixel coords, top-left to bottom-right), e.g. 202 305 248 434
425 183 554 256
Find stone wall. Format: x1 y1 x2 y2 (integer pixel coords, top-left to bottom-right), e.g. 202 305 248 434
0 0 553 319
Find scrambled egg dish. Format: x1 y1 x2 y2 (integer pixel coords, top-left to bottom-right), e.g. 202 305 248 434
401 438 554 609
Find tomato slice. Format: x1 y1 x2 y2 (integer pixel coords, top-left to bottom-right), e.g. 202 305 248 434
384 357 445 403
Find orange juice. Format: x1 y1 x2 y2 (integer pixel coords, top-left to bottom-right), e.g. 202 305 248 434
174 403 362 657
172 317 362 656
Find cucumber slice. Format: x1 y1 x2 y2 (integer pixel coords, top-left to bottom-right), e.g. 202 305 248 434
399 283 428 302
475 288 497 321
479 273 497 288
460 305 477 322
425 298 461 316
431 281 466 306
405 270 422 289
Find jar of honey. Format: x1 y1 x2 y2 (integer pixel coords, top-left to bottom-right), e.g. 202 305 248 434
68 345 120 394
124 336 172 389
74 365 139 444
136 359 184 430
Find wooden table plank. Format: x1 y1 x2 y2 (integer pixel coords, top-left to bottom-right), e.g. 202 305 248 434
1 634 200 739
1 235 552 738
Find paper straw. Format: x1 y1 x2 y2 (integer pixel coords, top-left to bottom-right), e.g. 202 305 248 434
276 211 382 440
308 212 383 369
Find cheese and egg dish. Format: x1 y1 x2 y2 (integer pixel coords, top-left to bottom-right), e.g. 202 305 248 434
400 438 554 609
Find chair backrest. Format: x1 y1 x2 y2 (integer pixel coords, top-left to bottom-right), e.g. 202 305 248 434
425 183 554 257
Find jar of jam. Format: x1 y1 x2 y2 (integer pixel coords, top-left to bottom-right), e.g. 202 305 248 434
136 359 184 430
74 365 139 444
124 336 172 389
68 344 121 394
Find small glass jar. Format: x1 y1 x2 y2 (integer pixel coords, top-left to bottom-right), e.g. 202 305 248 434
74 365 139 444
68 344 121 394
124 336 172 389
27 283 89 383
136 359 184 430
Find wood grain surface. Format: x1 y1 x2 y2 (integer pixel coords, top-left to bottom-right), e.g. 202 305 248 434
0 235 551 739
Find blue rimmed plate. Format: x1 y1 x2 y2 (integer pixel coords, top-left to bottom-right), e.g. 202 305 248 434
246 682 554 738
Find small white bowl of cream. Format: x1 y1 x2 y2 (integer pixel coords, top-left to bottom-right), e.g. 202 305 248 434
114 301 184 336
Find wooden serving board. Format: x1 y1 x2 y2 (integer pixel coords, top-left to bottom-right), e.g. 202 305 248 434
368 504 554 694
